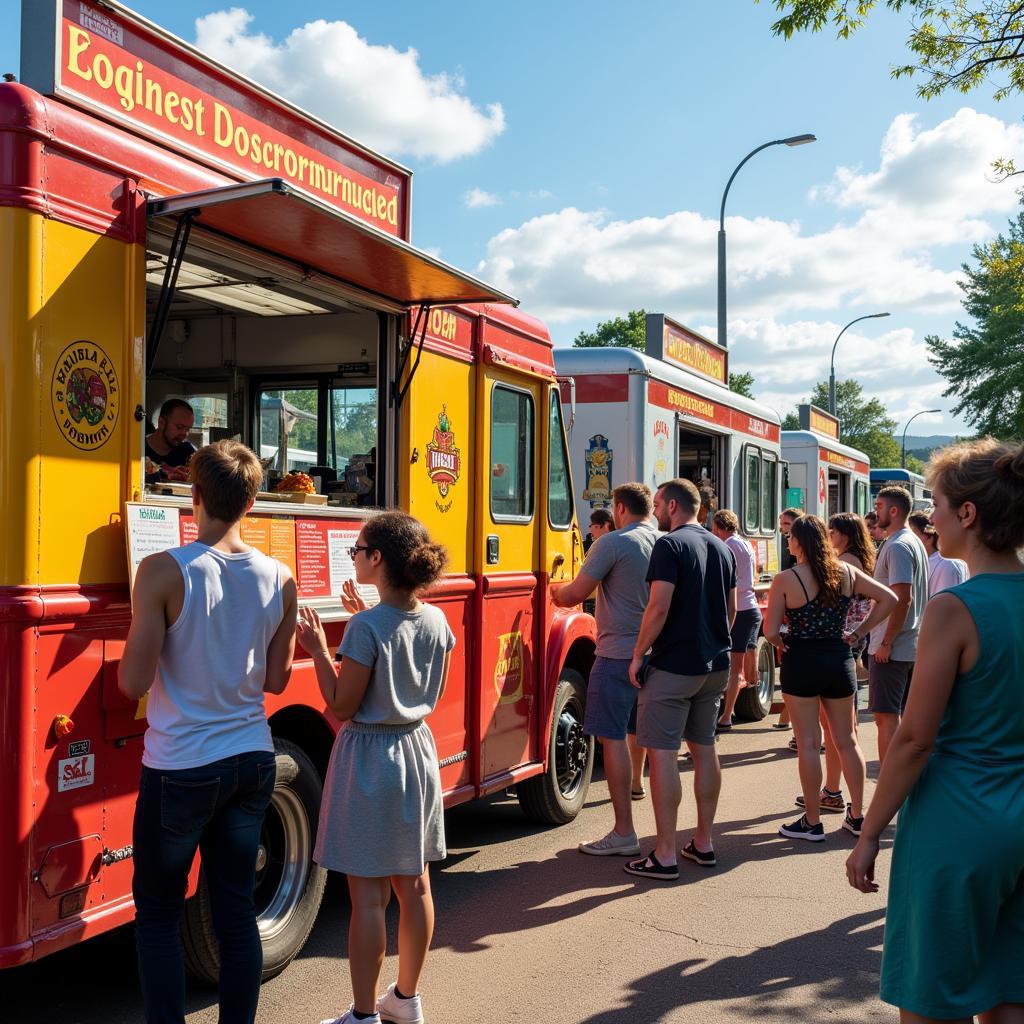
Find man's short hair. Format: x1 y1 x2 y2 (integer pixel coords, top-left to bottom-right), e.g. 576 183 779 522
781 506 803 521
877 485 912 518
657 478 700 515
589 508 614 528
712 509 740 533
159 398 194 421
908 510 936 538
611 482 653 517
864 510 878 524
190 440 263 523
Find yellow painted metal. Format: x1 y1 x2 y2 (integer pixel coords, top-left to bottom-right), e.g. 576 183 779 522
0 209 142 587
540 386 576 584
400 349 474 574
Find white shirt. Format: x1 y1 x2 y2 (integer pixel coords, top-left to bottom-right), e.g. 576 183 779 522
724 533 759 611
928 549 969 598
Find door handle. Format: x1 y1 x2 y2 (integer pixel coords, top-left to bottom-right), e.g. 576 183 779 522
486 535 499 565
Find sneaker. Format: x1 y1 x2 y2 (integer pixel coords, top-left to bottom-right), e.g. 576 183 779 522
778 814 826 842
578 829 641 857
795 788 845 812
377 983 424 1024
321 1010 381 1024
842 805 865 837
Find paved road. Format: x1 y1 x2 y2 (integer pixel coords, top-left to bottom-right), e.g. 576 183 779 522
2 711 894 1024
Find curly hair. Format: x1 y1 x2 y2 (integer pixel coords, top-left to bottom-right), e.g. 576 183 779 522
361 511 448 592
790 514 844 606
828 512 875 575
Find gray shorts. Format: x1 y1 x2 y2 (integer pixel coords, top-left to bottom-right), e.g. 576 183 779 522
868 658 914 715
636 668 729 750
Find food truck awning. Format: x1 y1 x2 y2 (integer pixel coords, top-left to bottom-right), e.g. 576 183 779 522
147 178 517 308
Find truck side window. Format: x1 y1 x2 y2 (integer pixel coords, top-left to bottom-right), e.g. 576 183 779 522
491 384 534 521
547 390 572 529
761 455 777 533
855 480 869 516
743 445 761 533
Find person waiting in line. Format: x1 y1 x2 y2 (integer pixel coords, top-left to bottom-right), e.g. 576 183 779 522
864 509 885 548
146 398 197 484
793 513 876 813
772 507 804 733
710 510 761 732
586 507 614 548
296 512 455 1024
624 478 736 878
551 483 657 856
847 439 1024 1023
908 509 969 596
765 515 896 841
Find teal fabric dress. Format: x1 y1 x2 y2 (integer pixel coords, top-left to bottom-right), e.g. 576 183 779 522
880 573 1024 1019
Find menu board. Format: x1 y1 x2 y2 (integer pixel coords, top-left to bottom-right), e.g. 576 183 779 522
126 503 374 605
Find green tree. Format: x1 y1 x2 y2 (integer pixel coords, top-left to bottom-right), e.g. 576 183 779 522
572 309 647 350
926 211 1024 438
760 1 1024 100
728 371 756 398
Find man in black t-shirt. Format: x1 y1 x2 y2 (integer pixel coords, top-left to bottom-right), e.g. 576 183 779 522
145 399 197 484
623 478 737 880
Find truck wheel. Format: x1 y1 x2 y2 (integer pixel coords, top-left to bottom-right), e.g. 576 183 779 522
182 738 328 983
517 669 594 825
734 635 776 721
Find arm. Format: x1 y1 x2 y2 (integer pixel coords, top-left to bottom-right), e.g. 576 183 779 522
763 572 788 649
118 553 178 700
264 571 298 694
627 580 674 687
846 593 969 892
437 649 453 702
328 656 374 721
845 568 898 643
874 582 911 663
295 605 343 707
727 586 737 630
550 570 600 608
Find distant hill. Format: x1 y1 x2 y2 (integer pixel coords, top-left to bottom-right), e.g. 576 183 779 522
903 434 959 464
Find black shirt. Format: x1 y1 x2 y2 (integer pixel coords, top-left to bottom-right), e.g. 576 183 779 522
145 438 197 482
646 524 737 675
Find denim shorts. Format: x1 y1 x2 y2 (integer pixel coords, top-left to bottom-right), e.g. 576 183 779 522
584 656 638 741
730 608 762 653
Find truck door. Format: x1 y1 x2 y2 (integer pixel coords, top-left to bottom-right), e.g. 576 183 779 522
478 372 541 779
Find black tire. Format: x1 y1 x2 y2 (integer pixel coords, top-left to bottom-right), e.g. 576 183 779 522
182 738 328 983
517 669 594 825
734 635 776 721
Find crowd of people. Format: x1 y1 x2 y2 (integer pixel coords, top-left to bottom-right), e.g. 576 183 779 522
115 435 1024 1024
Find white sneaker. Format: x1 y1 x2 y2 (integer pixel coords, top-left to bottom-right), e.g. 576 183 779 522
578 829 641 857
320 1008 381 1024
377 984 424 1024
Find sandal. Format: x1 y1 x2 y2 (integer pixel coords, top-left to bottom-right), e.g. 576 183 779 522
680 839 716 867
772 722 792 730
631 787 646 800
788 737 826 753
624 852 678 881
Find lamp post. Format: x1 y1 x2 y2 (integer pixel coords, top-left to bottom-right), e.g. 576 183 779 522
829 312 890 415
717 133 816 350
902 409 941 468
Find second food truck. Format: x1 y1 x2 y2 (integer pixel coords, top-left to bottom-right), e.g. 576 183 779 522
553 313 784 719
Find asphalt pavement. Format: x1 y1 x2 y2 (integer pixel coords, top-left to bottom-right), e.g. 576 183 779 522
1 709 894 1024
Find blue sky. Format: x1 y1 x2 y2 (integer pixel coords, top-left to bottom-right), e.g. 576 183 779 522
6 1 1021 435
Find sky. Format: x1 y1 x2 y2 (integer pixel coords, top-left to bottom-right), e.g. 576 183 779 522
6 0 1023 437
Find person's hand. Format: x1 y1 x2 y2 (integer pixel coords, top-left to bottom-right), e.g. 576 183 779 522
846 835 881 893
843 629 862 648
164 464 190 482
874 640 892 664
628 654 645 690
295 605 330 657
340 579 369 615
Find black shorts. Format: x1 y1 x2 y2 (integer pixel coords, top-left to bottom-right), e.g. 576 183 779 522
730 608 762 653
780 638 856 700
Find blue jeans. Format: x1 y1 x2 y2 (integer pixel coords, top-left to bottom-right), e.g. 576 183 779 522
132 751 276 1024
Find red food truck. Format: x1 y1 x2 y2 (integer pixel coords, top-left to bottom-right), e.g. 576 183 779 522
0 0 597 978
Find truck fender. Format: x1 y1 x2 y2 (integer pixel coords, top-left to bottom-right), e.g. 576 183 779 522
540 607 596 761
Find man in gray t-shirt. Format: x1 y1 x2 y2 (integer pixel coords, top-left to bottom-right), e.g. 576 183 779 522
552 482 657 857
868 485 930 766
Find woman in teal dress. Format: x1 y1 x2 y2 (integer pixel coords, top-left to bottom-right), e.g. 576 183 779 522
847 437 1024 1023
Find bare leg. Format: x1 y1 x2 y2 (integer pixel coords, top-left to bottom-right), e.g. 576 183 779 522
784 694 823 825
600 737 636 836
646 747 682 865
822 704 842 794
347 875 391 1015
686 741 721 852
390 870 434 998
776 704 791 728
822 696 866 817
627 733 647 793
874 711 900 767
900 1010 971 1024
742 646 757 691
718 652 745 724
980 1004 1024 1024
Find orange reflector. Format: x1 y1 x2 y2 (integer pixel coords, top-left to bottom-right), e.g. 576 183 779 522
53 715 75 738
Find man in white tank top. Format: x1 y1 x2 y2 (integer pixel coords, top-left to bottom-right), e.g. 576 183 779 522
119 440 298 1024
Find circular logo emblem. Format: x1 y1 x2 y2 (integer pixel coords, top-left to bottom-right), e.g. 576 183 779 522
51 341 120 451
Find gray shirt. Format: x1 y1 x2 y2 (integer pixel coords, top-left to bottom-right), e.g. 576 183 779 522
339 602 456 725
870 525 929 661
580 521 658 659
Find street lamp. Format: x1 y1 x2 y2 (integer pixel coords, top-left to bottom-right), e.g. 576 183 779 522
829 312 890 415
901 409 941 468
717 133 816 350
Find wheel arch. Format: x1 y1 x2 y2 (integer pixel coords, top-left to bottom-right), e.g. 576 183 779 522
541 609 595 768
268 705 336 781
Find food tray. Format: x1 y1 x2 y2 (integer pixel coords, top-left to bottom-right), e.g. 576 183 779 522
257 490 328 505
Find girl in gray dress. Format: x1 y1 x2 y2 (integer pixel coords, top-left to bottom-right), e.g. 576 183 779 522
296 512 454 1024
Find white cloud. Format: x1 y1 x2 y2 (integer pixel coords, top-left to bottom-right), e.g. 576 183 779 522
193 8 505 162
464 187 502 208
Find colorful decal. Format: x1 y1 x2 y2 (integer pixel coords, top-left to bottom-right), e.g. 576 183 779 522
494 632 524 705
68 740 91 757
818 467 828 510
582 434 613 505
425 406 462 512
51 341 120 450
653 419 670 481
57 753 96 793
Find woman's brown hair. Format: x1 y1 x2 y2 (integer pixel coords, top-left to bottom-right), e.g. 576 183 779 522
361 511 448 592
828 512 875 574
790 514 845 606
926 438 1024 553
